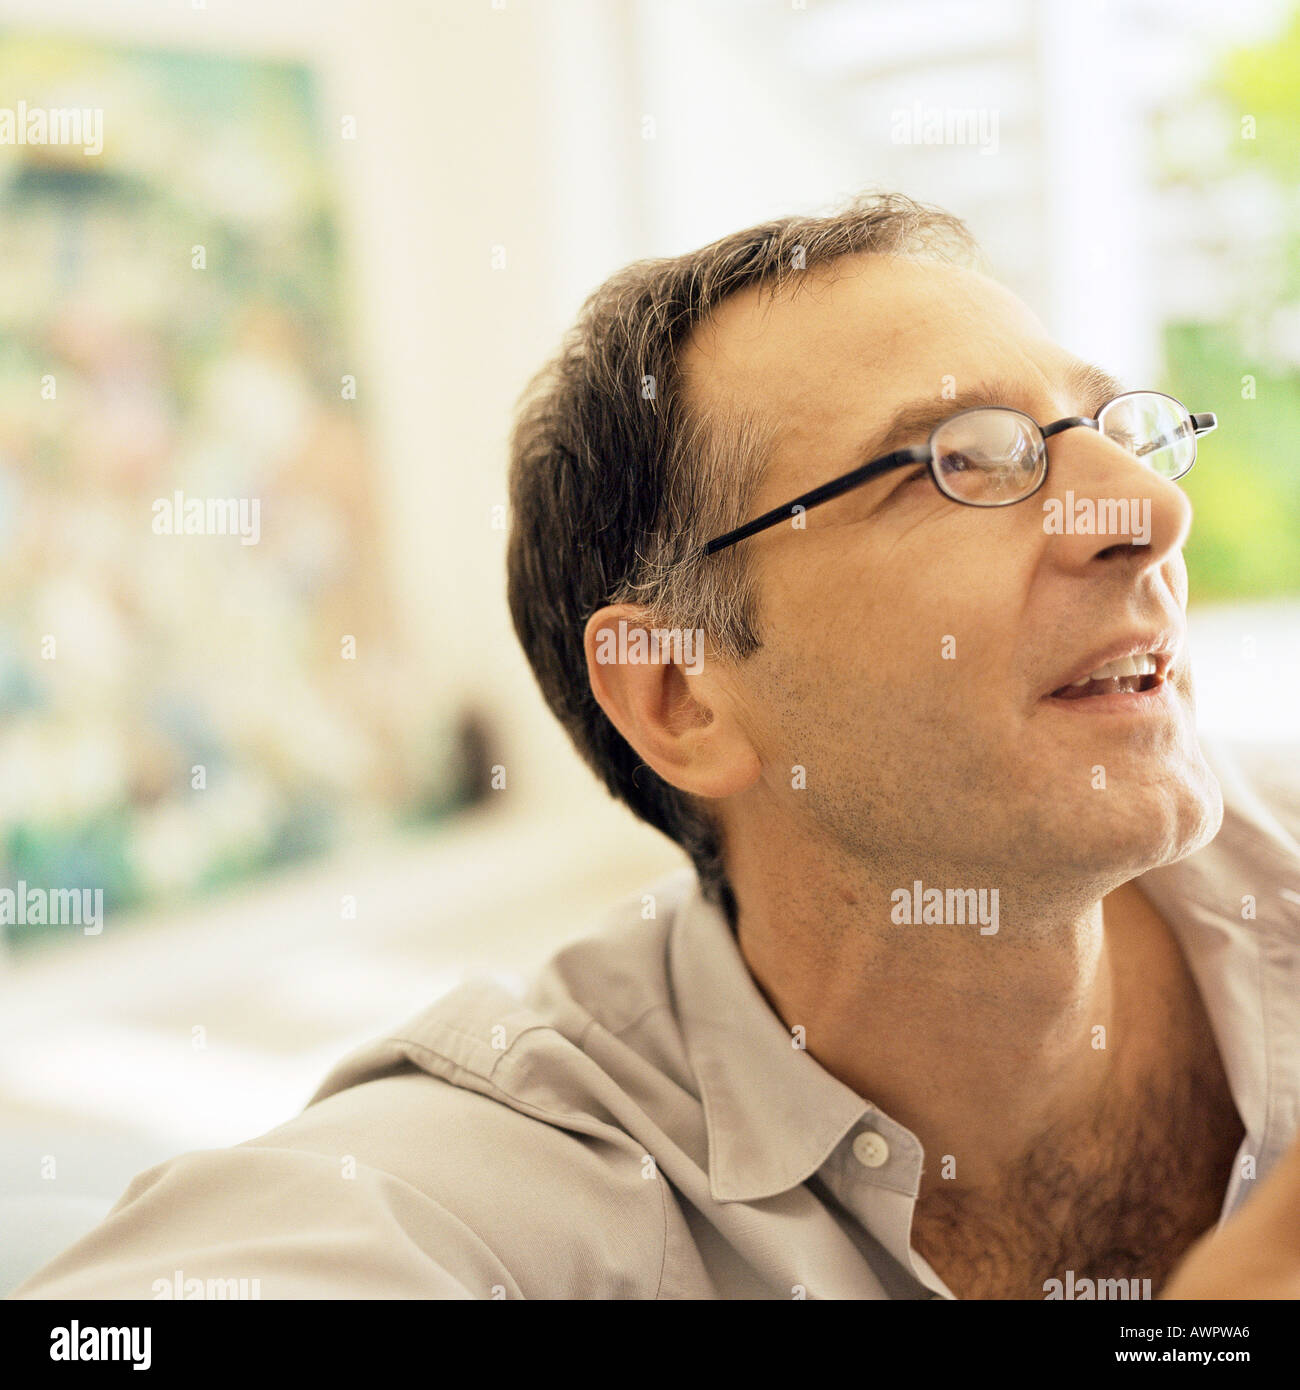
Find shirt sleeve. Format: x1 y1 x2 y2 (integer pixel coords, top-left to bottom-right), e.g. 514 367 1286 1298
9 1144 523 1300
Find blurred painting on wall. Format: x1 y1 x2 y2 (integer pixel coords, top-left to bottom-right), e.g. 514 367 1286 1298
0 33 473 949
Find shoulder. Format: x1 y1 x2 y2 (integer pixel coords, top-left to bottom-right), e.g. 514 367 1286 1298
14 875 704 1301
15 1068 669 1301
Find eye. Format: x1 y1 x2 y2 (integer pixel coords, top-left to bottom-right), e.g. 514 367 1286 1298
868 464 934 518
874 465 932 511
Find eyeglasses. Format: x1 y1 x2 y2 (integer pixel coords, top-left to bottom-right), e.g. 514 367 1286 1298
702 390 1217 556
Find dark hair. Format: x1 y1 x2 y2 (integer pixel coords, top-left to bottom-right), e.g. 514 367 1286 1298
507 190 978 912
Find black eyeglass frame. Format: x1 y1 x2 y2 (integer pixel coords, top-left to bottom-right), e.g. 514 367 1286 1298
701 390 1218 556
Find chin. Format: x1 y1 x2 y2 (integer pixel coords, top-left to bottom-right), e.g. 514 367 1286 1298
1157 752 1224 866
1021 676 1222 869
1107 746 1224 876
1011 730 1224 882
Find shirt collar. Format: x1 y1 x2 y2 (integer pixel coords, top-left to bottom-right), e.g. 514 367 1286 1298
669 871 872 1203
1137 734 1300 1167
668 735 1298 1209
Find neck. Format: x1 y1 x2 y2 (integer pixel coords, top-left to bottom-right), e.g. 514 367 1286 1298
729 840 1166 1195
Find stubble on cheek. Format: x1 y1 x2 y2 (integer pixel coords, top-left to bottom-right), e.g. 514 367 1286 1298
754 645 1015 873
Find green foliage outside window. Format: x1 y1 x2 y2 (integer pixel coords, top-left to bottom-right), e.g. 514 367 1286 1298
1162 8 1300 603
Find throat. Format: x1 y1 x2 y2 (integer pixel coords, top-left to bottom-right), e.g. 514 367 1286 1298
911 893 1244 1300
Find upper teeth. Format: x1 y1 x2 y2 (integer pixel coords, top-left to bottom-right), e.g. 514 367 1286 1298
1071 653 1159 685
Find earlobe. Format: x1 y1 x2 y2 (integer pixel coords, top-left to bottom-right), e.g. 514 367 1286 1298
584 605 761 801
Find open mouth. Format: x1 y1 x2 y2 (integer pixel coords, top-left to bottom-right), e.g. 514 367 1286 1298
1048 653 1166 701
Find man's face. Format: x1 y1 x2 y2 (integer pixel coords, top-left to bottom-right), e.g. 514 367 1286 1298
682 254 1223 889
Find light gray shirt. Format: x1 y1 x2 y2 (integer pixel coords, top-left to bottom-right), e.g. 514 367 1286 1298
14 736 1300 1299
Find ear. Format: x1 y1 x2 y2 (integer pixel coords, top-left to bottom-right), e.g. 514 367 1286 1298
584 604 761 800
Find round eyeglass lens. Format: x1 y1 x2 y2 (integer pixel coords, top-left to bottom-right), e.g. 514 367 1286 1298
930 409 1046 505
1098 392 1195 479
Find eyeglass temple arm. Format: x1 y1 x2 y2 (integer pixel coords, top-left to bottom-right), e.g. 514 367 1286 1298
1137 413 1219 458
701 447 932 556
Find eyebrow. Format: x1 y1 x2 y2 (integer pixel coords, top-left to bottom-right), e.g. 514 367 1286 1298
853 360 1128 465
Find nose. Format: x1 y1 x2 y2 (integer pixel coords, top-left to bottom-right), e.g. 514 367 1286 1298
1039 426 1193 576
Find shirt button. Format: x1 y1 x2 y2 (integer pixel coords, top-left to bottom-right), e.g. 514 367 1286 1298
853 1130 890 1168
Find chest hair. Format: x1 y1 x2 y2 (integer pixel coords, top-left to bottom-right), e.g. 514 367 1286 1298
911 1003 1243 1299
